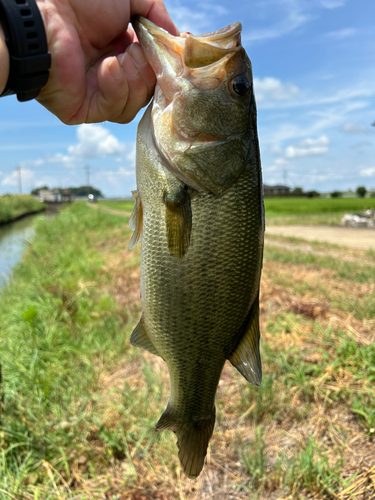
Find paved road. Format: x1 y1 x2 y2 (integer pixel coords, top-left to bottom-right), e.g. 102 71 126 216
266 225 375 250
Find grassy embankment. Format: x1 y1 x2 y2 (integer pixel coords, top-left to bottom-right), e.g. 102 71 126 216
0 202 374 499
0 195 45 225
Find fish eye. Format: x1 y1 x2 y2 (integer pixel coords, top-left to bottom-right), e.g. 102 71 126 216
231 75 251 97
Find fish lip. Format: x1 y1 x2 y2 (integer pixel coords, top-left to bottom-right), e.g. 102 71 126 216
133 16 242 41
132 16 187 99
132 17 243 97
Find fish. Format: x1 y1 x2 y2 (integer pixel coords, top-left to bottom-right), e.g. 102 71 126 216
129 16 264 479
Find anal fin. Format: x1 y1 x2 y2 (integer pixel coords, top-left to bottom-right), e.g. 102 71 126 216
164 184 192 258
129 190 143 249
229 295 262 386
130 316 160 358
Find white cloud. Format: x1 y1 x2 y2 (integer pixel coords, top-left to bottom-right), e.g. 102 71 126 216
320 0 345 8
93 167 135 189
167 6 208 34
243 1 310 43
19 158 45 168
360 167 375 177
254 77 299 102
265 157 289 173
45 125 127 170
125 143 136 164
341 123 370 134
1 168 34 187
285 135 330 158
68 124 125 159
48 153 76 169
326 28 356 39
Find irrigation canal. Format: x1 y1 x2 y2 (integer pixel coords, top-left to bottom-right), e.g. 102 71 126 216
0 214 39 287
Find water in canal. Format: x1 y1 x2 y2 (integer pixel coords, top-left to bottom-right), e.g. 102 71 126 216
0 215 38 287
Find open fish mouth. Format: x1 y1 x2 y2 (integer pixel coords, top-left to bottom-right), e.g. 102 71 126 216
132 16 243 98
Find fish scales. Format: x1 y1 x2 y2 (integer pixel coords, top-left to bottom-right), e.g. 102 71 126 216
130 17 264 478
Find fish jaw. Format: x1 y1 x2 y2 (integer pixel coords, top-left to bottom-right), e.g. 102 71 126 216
132 16 243 97
132 16 189 102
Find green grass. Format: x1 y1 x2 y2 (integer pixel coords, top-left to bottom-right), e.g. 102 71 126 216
264 197 375 215
99 200 134 212
0 204 374 499
100 197 375 226
264 197 375 225
0 204 140 497
0 195 45 224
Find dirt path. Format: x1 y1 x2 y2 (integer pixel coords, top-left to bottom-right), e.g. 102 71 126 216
87 203 132 217
88 203 375 251
266 225 375 250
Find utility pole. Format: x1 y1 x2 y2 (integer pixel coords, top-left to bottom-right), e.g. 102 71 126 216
84 165 90 195
17 166 22 195
283 169 287 186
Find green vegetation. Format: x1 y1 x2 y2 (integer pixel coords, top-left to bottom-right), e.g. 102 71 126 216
264 196 375 225
264 196 375 215
99 199 134 212
356 186 367 198
0 194 45 224
0 204 374 499
100 196 375 226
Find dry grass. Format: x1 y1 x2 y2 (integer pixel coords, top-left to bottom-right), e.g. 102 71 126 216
3 204 373 499
64 230 375 500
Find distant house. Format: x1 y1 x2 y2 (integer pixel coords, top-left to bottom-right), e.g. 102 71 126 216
61 189 72 202
263 184 290 196
38 189 62 203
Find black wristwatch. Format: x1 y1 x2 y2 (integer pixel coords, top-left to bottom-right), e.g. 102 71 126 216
0 0 51 101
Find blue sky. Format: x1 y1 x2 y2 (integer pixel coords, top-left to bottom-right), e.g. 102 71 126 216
0 0 374 197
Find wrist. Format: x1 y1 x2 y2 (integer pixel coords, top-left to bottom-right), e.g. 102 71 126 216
0 23 10 94
0 0 51 101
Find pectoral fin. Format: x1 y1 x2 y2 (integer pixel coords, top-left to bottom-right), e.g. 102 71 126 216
129 190 143 249
164 184 192 258
229 295 262 386
130 316 161 358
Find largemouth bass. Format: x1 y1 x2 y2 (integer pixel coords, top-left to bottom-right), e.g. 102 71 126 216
129 16 264 479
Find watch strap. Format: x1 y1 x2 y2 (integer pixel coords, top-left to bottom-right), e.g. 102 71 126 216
0 0 51 101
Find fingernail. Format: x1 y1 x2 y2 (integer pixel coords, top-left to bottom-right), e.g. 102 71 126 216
119 52 139 80
108 56 124 82
128 43 149 68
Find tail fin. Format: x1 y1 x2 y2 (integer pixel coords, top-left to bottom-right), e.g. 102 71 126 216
155 406 216 479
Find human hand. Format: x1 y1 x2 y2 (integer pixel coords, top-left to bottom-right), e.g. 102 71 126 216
34 0 178 124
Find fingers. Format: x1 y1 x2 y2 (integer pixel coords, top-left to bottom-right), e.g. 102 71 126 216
85 42 156 124
131 0 179 36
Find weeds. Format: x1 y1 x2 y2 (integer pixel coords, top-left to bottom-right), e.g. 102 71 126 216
0 203 374 499
0 194 45 224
